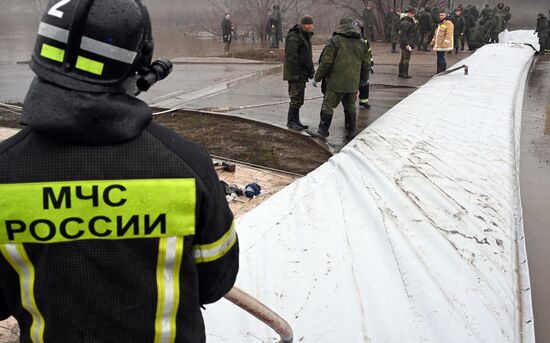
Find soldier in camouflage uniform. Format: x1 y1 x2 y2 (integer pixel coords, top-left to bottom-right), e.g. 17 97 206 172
283 15 315 130
451 8 465 53
362 4 376 43
503 6 511 30
309 18 371 142
399 7 416 78
390 8 401 52
418 7 433 51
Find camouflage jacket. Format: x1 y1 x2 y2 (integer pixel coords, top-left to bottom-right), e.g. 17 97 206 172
314 23 370 93
283 25 314 82
399 16 416 49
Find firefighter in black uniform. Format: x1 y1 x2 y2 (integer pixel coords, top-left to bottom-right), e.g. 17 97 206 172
0 1 239 342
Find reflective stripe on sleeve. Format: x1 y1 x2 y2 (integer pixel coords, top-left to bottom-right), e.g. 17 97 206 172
0 244 45 343
193 222 237 264
154 236 184 343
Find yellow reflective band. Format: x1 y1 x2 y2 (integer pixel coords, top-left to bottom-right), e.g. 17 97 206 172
193 221 236 264
40 43 64 63
154 237 167 343
154 236 183 343
0 244 45 343
75 56 104 75
0 179 196 244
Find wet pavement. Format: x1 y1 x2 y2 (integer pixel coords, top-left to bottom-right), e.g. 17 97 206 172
520 54 550 343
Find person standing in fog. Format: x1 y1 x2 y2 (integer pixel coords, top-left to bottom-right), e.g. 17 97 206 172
222 13 234 56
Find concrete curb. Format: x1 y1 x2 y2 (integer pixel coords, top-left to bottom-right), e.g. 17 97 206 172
150 64 283 109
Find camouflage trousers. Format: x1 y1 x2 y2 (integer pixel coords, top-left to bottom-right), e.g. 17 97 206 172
321 91 357 115
400 49 411 64
288 81 306 109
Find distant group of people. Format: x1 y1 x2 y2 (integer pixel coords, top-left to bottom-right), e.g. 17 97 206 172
382 3 512 54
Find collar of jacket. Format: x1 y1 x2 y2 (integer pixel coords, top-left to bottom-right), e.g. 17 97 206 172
333 23 362 38
290 24 314 39
439 17 450 23
21 77 152 145
402 15 415 23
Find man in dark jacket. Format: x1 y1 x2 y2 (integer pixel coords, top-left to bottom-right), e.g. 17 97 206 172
309 18 370 142
471 5 480 22
430 7 440 44
390 8 401 52
418 7 433 51
283 15 315 130
451 8 465 53
0 1 239 342
463 7 476 50
222 13 233 56
535 13 549 55
399 7 416 78
362 4 376 42
384 7 395 41
268 4 283 48
480 4 492 22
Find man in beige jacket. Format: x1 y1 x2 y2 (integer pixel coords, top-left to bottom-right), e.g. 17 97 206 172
431 9 454 73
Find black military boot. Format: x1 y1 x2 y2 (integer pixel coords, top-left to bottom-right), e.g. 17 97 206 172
402 63 412 79
308 111 332 139
295 108 309 130
398 63 404 78
286 106 304 131
344 111 357 142
391 43 397 53
436 63 443 74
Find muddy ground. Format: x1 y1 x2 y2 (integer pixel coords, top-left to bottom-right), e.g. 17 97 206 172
0 106 331 175
230 48 285 63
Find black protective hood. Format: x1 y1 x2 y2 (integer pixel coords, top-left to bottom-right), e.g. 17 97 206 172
21 77 151 145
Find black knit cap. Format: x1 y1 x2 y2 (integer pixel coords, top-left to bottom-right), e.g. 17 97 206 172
301 15 314 24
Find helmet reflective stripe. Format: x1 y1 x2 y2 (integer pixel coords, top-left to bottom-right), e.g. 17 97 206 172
40 43 104 75
80 36 137 65
38 22 68 43
40 43 65 63
38 22 137 65
75 55 104 75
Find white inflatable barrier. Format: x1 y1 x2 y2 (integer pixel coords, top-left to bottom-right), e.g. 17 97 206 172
205 33 536 342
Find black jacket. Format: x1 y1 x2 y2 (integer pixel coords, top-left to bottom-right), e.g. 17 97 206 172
0 77 239 343
400 16 416 49
222 18 232 42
